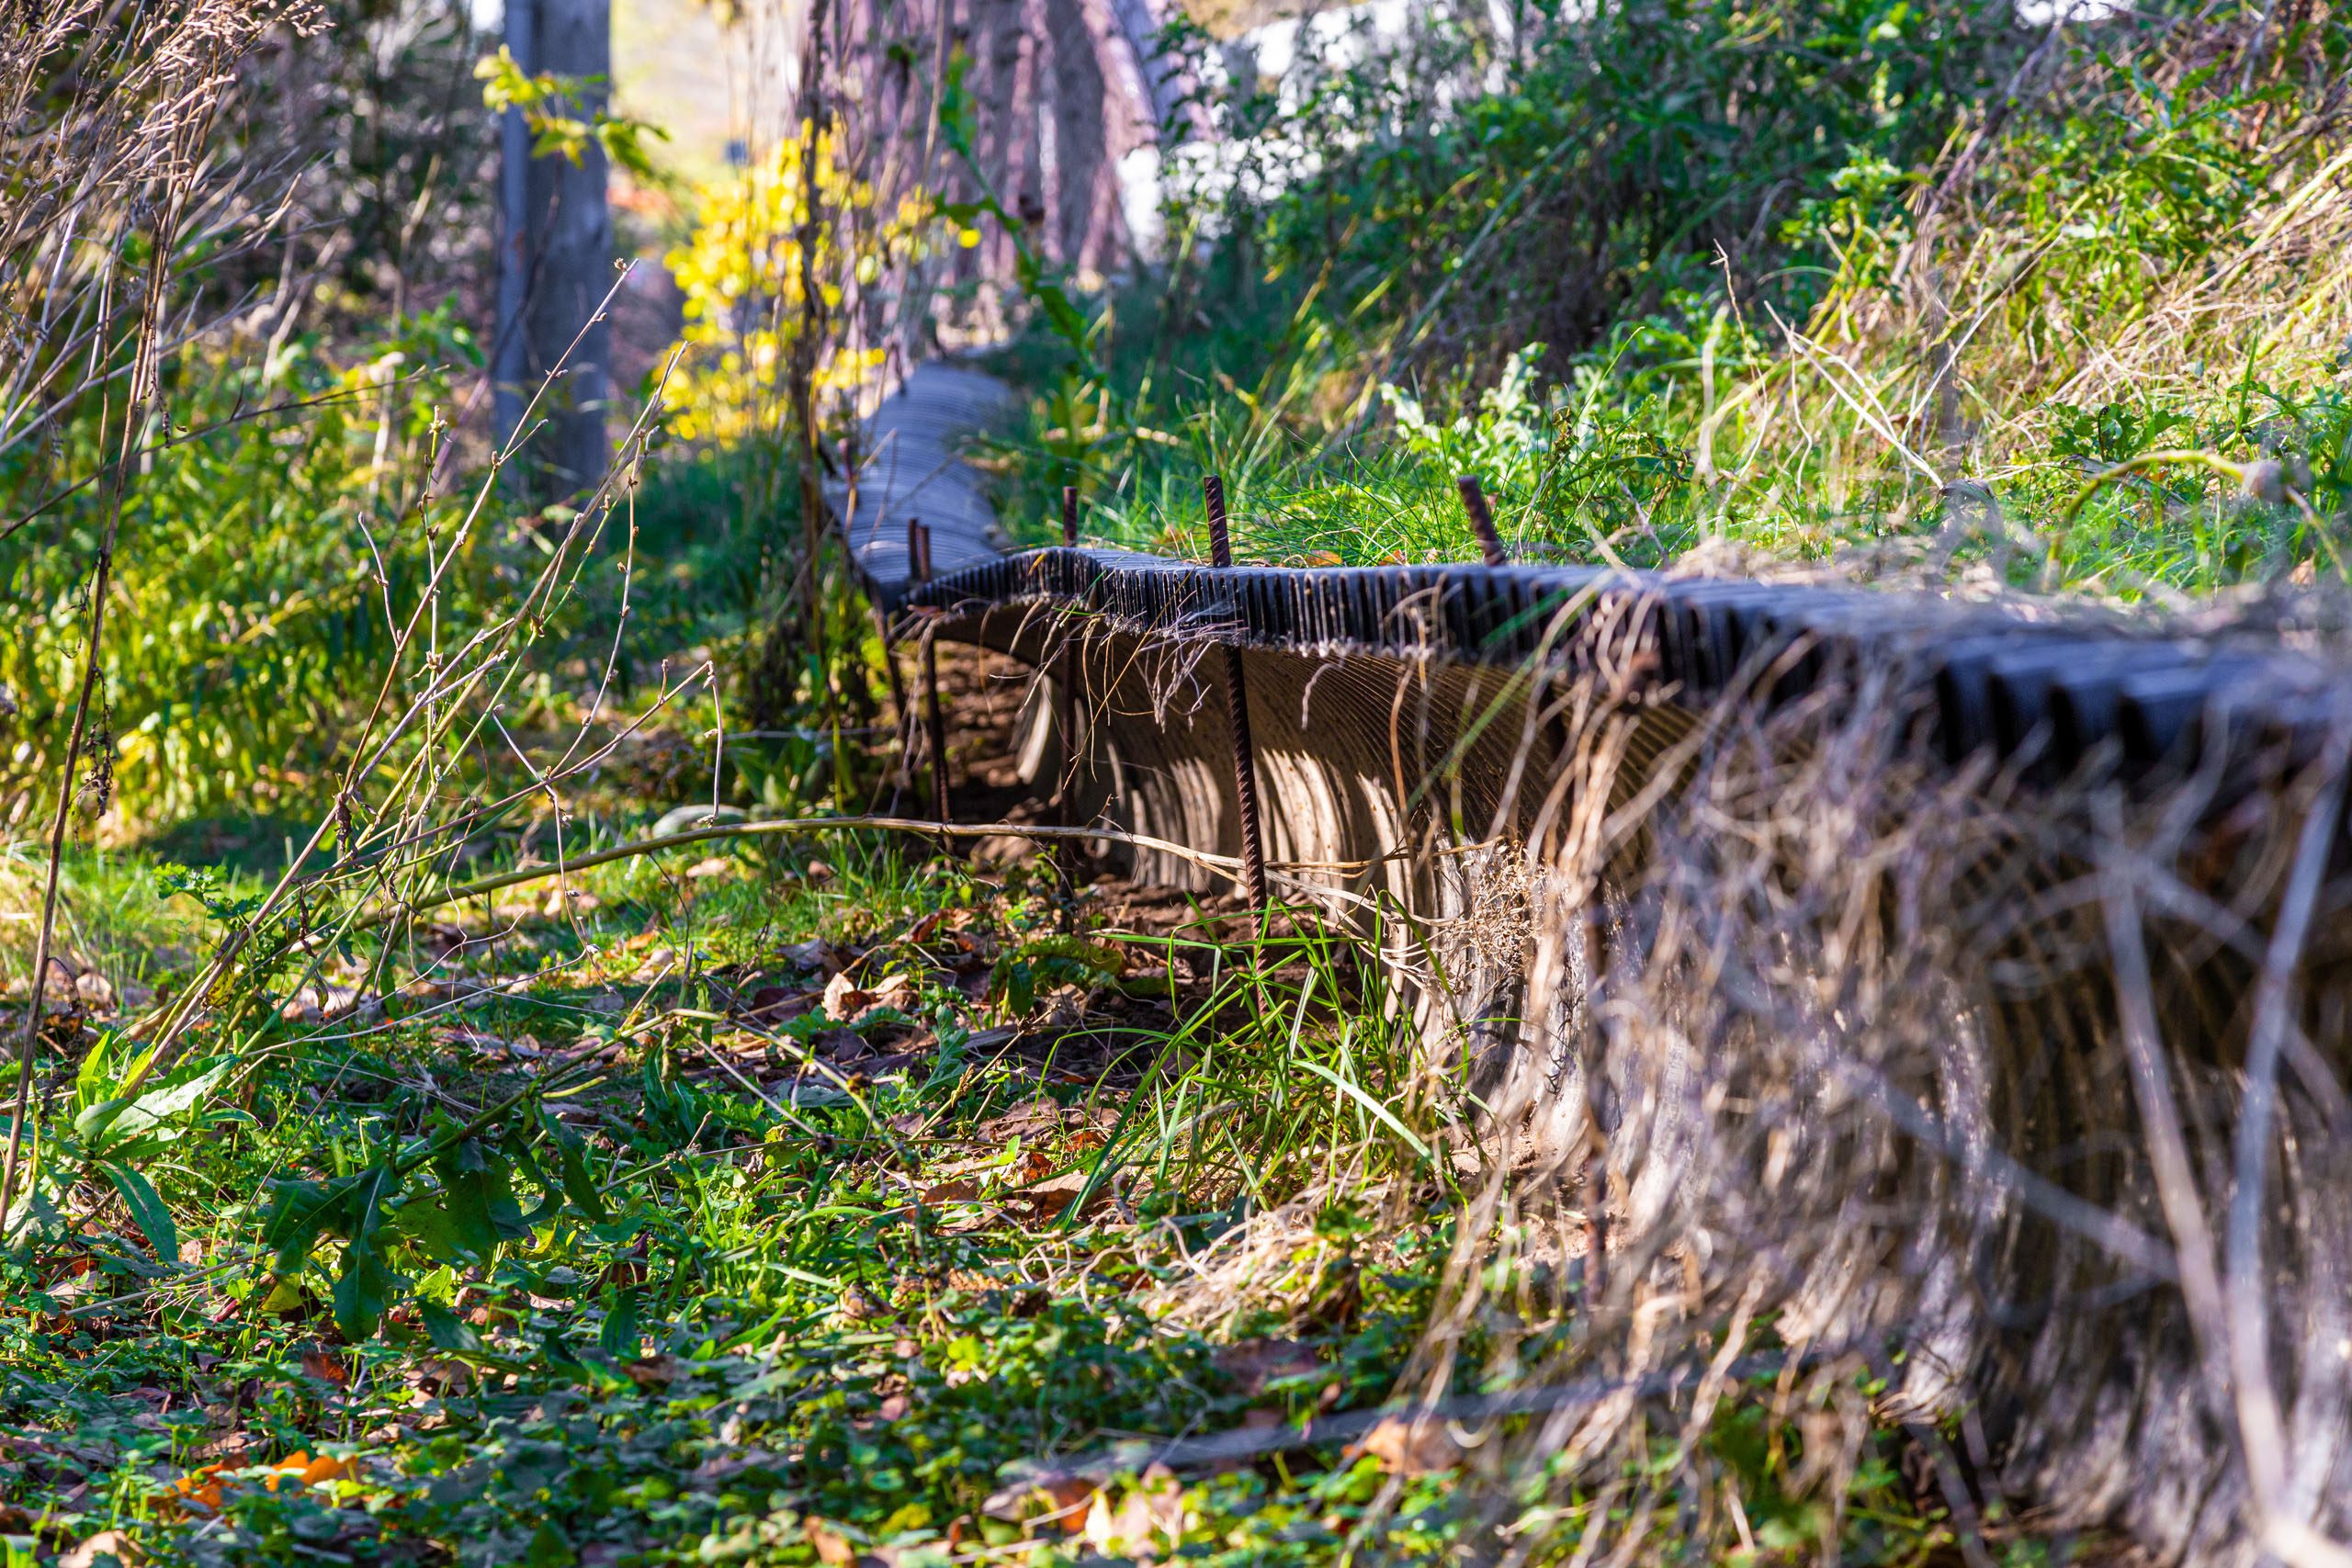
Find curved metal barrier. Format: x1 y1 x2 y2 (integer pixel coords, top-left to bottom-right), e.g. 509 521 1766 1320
899 540 2352 1561
912 547 2337 783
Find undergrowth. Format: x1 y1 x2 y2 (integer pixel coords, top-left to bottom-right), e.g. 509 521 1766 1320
0 809 1997 1566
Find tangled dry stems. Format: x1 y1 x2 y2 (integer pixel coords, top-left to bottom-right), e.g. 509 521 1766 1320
951 565 2352 1561
1408 636 2352 1563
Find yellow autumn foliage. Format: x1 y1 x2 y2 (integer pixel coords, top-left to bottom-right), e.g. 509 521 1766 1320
662 125 927 445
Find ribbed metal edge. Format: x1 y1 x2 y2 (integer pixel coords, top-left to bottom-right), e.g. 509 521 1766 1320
910 547 2339 784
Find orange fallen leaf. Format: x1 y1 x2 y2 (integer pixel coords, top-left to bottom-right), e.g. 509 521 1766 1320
164 1450 350 1518
804 1519 856 1565
165 1465 227 1517
294 1452 350 1487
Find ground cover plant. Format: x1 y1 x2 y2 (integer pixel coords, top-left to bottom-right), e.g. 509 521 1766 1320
0 707 2002 1566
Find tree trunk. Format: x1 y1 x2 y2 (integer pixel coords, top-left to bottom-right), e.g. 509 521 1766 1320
495 0 611 502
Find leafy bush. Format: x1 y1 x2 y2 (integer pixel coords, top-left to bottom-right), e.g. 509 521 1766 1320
1 310 485 824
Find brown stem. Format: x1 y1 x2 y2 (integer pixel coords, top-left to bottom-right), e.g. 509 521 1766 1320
1057 485 1084 910
1202 476 1270 919
0 522 115 1234
790 0 844 810
2 164 191 1230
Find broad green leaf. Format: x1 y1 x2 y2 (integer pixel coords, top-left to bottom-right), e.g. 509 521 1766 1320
525 1519 578 1568
540 1329 596 1384
264 1162 405 1277
76 1058 231 1153
392 1194 470 1266
503 1136 566 1228
419 1300 481 1354
432 1139 527 1254
263 1174 367 1268
97 1161 178 1262
544 1121 610 1222
598 1288 641 1362
330 1163 401 1341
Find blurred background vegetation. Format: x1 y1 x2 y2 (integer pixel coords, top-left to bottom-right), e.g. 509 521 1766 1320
984 0 2351 604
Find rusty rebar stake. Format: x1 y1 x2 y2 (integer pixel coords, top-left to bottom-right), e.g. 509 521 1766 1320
1057 485 1083 905
1203 476 1270 916
909 518 952 824
1456 474 1507 568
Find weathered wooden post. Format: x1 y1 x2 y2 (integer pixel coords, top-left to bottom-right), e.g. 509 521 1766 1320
1202 476 1269 916
1057 486 1084 901
1456 474 1507 567
494 0 612 499
909 519 951 824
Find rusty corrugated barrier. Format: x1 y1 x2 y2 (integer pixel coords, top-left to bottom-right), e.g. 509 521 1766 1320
902 543 2352 1562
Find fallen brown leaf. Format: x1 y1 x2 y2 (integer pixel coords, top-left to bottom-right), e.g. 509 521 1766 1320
1212 1338 1323 1398
835 1285 888 1322
1347 1413 1464 1476
979 1472 1097 1532
625 1355 681 1391
1013 1168 1114 1224
920 1178 982 1205
412 1358 478 1396
805 1519 856 1565
817 1027 873 1064
745 984 814 1021
780 938 847 974
978 1096 1063 1142
821 971 876 1021
60 1530 138 1568
1083 1462 1186 1555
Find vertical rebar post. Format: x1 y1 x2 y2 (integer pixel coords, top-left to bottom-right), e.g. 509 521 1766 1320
1203 476 1270 916
1456 474 1507 568
909 518 951 824
1057 486 1083 906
